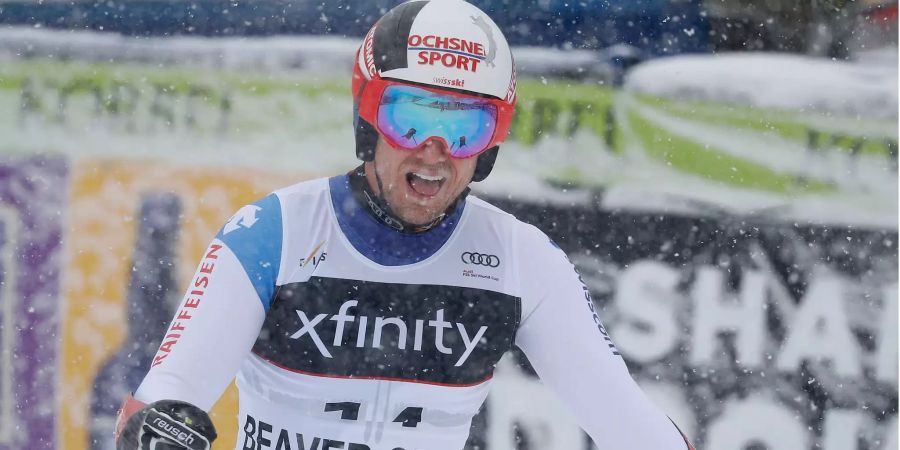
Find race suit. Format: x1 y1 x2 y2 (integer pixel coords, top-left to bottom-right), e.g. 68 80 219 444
133 172 690 450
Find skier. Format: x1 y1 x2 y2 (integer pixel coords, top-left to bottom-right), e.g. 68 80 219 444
115 1 696 449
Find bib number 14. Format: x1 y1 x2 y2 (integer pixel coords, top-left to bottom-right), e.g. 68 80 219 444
324 402 423 428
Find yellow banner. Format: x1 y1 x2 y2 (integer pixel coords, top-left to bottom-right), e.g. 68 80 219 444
60 158 302 449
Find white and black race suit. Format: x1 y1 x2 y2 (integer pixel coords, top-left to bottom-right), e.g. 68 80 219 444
134 173 689 450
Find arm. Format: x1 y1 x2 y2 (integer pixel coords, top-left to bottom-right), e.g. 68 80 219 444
128 194 284 410
115 240 264 449
514 225 694 449
131 240 267 410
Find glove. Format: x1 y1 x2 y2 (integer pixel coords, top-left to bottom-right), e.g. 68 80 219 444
115 395 217 450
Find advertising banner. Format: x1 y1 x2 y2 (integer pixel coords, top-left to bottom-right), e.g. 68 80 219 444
481 199 898 450
1 47 895 228
57 161 299 450
0 156 66 450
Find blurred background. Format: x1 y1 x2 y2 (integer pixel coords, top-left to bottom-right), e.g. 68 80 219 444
0 0 896 449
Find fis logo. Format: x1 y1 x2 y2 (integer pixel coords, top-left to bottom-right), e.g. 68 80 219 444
299 240 327 268
289 300 488 367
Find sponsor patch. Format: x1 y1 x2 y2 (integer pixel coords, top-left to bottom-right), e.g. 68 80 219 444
460 251 500 267
363 25 378 78
408 34 486 73
145 410 210 450
253 277 521 385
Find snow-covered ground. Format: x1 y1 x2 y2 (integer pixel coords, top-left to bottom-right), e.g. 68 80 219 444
618 51 897 227
625 50 898 119
609 95 897 227
0 27 606 78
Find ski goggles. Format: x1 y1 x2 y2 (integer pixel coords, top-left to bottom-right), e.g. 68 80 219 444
358 79 514 159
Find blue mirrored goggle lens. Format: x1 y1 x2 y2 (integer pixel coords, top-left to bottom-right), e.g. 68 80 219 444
376 84 498 158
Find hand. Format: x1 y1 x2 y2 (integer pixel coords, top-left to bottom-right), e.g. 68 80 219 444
115 397 217 450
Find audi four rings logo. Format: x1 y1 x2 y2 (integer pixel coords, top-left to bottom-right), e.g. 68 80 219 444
461 252 500 267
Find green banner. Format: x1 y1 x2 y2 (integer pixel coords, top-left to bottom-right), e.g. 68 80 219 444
1 57 895 227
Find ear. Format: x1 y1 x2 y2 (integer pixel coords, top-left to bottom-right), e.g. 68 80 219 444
472 146 499 182
355 116 379 162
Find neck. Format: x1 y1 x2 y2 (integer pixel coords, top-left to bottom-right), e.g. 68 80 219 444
328 174 465 266
349 165 466 234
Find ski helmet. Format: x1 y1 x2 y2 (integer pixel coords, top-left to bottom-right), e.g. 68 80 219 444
352 0 517 182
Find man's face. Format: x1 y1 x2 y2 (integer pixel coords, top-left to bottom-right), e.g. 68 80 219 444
366 136 478 226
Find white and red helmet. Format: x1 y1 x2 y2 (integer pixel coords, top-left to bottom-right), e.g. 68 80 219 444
352 0 517 181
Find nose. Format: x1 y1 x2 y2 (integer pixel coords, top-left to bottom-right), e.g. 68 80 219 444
417 138 450 163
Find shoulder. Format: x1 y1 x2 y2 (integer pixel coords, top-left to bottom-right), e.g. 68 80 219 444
211 177 331 310
465 195 569 270
272 177 332 206
464 195 522 232
273 176 330 197
271 176 339 223
465 195 562 254
216 176 334 252
465 195 514 218
467 199 578 317
217 193 282 244
214 177 331 266
217 177 330 234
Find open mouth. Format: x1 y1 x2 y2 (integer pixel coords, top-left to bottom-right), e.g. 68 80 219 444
406 171 446 197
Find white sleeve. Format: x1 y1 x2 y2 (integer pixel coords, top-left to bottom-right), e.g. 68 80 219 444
514 224 690 449
134 240 266 411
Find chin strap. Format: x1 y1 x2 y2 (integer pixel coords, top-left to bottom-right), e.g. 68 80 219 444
348 165 468 234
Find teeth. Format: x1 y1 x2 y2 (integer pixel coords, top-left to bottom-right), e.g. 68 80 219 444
413 173 444 182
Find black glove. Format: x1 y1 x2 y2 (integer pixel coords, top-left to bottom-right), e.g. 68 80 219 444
116 399 217 450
